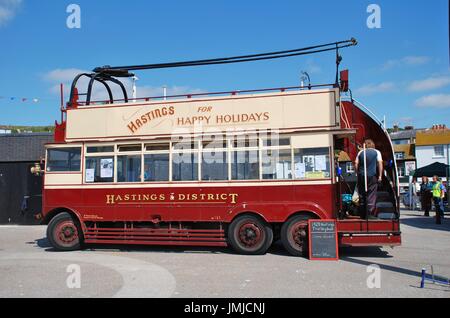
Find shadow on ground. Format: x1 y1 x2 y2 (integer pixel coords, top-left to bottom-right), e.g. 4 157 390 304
400 215 450 232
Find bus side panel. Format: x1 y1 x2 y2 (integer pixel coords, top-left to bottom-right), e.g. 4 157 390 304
42 183 335 224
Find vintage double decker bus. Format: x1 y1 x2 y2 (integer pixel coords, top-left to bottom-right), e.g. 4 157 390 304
37 40 401 256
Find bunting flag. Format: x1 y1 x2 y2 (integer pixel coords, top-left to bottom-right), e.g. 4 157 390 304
0 95 57 103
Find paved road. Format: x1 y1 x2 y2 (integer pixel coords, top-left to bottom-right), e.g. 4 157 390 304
0 209 449 298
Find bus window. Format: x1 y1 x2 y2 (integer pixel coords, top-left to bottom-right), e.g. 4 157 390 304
262 137 290 147
85 156 114 183
231 150 259 180
86 146 114 153
144 153 169 181
117 155 141 182
201 151 228 181
262 149 292 180
46 147 81 172
118 144 142 152
232 137 258 148
145 143 170 151
293 147 330 179
172 153 198 181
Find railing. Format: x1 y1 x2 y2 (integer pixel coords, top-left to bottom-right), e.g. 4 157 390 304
69 83 336 108
342 96 400 213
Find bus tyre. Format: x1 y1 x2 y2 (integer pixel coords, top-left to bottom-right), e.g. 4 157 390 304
47 212 82 251
228 215 273 255
281 215 312 257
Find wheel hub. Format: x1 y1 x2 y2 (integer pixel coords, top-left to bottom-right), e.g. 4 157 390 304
54 221 78 245
291 222 307 249
238 223 262 247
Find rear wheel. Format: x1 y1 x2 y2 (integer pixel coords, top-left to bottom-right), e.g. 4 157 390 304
228 215 273 255
281 215 314 257
47 212 82 251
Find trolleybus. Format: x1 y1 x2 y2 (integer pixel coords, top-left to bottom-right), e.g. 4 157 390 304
36 39 401 256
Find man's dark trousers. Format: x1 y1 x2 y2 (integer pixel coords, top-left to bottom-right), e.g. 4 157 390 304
358 175 378 218
433 197 442 224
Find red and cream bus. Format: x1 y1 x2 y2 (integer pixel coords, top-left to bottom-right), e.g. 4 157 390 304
38 50 401 256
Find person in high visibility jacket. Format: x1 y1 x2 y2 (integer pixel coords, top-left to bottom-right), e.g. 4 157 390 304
432 175 445 225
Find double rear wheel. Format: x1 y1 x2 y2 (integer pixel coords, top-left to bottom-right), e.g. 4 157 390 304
228 215 273 255
281 215 312 257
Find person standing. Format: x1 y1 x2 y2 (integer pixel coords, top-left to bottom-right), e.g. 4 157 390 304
354 139 384 219
411 178 421 210
420 176 433 217
431 175 445 224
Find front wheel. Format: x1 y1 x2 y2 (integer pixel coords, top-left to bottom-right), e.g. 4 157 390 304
281 215 313 257
47 212 82 251
228 215 273 255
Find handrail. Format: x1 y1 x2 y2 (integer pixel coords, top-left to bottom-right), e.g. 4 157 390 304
71 83 336 107
343 97 400 212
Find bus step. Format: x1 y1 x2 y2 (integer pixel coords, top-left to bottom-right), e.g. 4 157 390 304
377 212 397 220
377 191 391 201
376 201 394 209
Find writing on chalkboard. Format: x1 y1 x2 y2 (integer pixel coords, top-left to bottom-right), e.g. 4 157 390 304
308 219 338 260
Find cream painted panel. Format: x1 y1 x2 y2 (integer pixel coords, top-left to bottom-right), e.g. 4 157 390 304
291 134 332 148
66 89 339 140
45 173 82 186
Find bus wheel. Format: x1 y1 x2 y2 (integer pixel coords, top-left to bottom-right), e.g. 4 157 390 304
281 215 312 257
228 215 273 255
47 212 82 251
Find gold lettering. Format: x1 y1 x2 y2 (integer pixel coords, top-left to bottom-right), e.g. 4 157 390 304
229 193 238 204
106 194 115 204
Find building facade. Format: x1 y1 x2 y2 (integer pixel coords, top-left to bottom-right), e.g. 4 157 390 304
0 132 53 224
416 125 450 171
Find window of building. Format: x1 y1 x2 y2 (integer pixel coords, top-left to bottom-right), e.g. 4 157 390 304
231 150 259 180
261 149 292 180
395 152 405 160
293 147 330 179
346 162 355 173
433 145 444 157
172 153 198 181
117 155 141 182
85 156 114 183
392 139 409 145
144 153 169 181
398 166 405 177
46 147 81 172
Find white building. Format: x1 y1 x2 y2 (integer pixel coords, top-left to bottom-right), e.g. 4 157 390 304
415 125 450 170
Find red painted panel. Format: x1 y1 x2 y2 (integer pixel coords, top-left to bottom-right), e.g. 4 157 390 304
43 183 335 223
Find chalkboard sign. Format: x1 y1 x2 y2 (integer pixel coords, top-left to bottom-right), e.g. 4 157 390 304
308 219 338 260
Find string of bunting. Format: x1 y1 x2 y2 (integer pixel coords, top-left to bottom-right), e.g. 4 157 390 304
0 95 57 103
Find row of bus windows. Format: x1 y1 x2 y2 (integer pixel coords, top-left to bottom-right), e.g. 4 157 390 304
46 147 330 182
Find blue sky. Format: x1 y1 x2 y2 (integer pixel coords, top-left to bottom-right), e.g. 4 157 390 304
0 0 448 128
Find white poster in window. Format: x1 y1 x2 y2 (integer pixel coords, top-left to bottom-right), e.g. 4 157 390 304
302 156 315 171
85 168 95 182
405 161 416 176
315 155 327 171
294 162 306 179
100 158 113 178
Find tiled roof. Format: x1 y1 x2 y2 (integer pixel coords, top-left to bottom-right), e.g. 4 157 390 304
389 129 421 140
0 133 54 162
